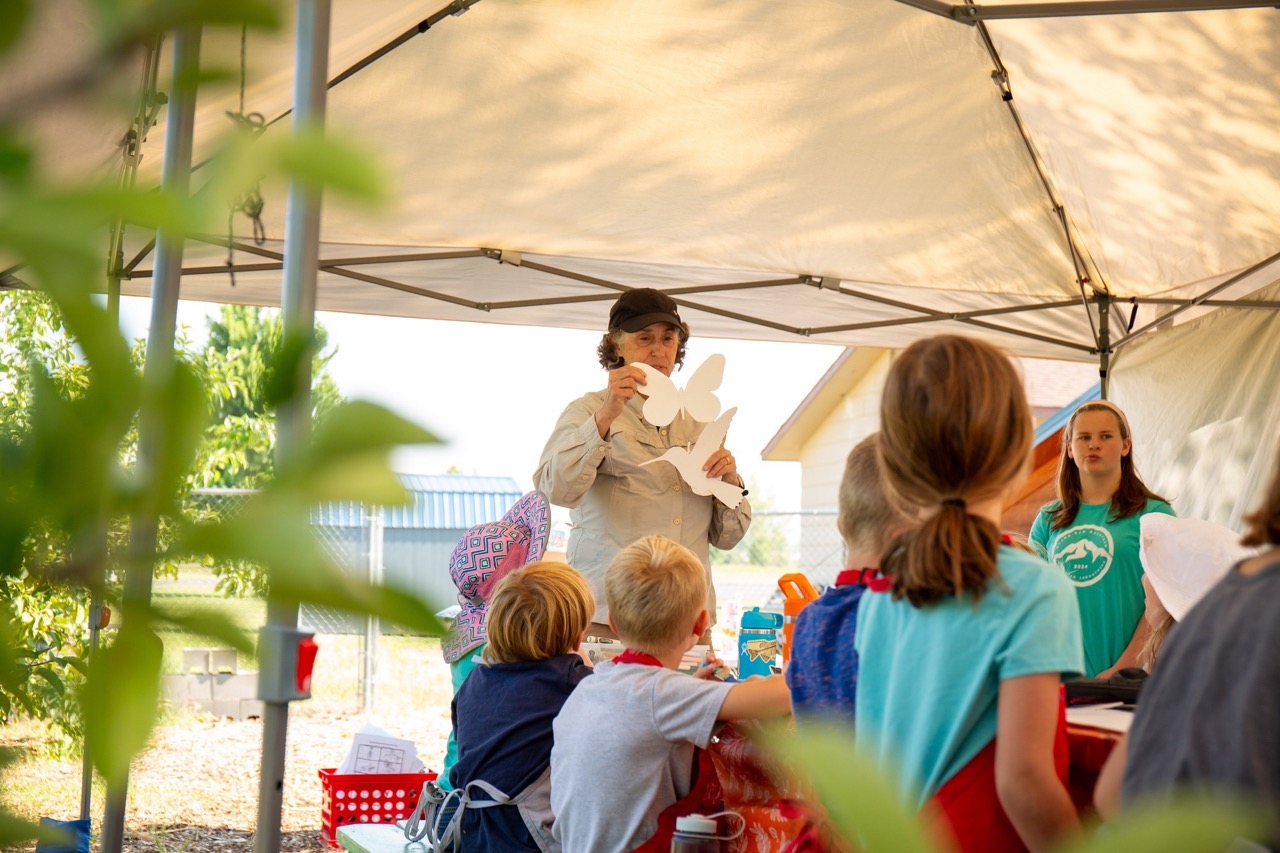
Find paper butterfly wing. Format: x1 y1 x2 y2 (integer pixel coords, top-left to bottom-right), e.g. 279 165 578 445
680 354 724 423
632 356 724 425
633 362 681 426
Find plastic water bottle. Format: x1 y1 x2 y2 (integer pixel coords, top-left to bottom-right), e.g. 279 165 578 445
737 607 781 679
670 814 720 852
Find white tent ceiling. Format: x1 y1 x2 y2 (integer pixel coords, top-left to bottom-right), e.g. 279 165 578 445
11 0 1276 363
7 4 1279 845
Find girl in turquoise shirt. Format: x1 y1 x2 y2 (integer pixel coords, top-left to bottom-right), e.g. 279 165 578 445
1030 401 1174 678
856 335 1083 852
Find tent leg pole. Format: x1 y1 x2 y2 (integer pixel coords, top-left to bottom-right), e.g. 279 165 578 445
1097 293 1111 400
254 2 330 851
98 22 200 853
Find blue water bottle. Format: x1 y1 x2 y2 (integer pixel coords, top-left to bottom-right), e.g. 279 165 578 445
738 607 781 679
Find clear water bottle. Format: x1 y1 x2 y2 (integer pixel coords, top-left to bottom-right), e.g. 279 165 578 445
670 814 720 852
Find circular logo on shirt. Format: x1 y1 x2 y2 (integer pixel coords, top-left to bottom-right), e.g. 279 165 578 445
1052 525 1114 587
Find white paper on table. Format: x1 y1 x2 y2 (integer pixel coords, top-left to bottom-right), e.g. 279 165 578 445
337 723 426 775
1066 702 1134 734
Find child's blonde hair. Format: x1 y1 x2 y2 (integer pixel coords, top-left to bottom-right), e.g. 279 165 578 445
604 535 706 651
839 432 909 559
485 560 595 664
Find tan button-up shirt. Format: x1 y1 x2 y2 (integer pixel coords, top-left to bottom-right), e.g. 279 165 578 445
533 391 752 624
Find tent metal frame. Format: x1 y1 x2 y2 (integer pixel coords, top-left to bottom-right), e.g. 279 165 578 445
97 0 1279 385
897 0 1280 23
43 0 1280 842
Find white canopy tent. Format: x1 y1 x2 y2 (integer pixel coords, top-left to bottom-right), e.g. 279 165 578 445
8 0 1280 516
5 1 1279 849
8 2 1279 353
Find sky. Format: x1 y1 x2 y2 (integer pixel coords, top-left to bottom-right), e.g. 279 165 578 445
116 296 846 515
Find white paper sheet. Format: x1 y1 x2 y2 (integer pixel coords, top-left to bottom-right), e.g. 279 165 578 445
1066 702 1134 734
337 723 426 775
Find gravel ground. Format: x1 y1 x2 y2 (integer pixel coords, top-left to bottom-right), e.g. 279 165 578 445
4 706 450 853
2 567 787 852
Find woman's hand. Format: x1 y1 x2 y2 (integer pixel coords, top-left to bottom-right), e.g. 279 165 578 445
595 365 647 437
703 446 742 486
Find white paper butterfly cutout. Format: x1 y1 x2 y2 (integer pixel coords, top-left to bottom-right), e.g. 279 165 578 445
641 406 744 509
632 353 724 426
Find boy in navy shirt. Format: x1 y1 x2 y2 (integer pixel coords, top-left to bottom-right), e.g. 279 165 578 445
449 560 595 851
786 432 905 723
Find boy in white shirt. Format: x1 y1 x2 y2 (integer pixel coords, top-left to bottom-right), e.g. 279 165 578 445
550 534 791 852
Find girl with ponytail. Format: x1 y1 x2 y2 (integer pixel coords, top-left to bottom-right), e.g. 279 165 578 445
854 335 1083 853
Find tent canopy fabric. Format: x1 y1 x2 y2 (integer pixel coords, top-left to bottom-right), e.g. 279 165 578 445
11 0 1275 359
5 0 1280 515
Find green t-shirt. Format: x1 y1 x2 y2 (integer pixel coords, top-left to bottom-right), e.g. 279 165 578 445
439 644 484 791
1029 499 1175 676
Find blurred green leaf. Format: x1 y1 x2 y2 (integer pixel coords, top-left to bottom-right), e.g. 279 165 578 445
145 360 211 508
31 666 64 696
1068 792 1271 853
82 621 163 785
0 812 38 849
177 495 328 576
0 0 30 56
271 129 388 201
0 134 32 185
761 721 937 853
208 127 388 205
100 0 282 57
176 495 442 635
272 401 437 504
271 568 445 637
262 329 311 409
148 602 254 656
306 400 439 466
286 452 414 506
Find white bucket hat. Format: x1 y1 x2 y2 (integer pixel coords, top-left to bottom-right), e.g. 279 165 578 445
1139 513 1255 622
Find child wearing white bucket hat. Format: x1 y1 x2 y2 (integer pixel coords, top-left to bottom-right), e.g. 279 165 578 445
1094 444 1280 842
1136 513 1255 668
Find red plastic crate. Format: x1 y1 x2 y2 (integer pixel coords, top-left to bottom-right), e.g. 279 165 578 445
318 767 437 848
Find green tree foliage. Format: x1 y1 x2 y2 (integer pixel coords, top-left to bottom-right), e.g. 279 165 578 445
0 2 440 846
196 304 343 489
711 479 791 567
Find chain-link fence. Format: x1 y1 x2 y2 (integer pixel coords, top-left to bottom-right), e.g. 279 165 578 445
712 509 844 586
161 492 845 712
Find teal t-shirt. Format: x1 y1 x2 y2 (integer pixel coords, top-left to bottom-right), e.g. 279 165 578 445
1029 499 1175 677
439 645 485 791
853 547 1083 808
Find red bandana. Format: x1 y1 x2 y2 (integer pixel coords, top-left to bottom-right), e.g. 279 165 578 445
614 649 664 667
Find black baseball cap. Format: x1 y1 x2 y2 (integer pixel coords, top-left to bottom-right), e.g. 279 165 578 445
608 288 682 333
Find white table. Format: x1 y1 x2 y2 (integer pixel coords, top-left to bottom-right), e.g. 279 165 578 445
336 823 431 853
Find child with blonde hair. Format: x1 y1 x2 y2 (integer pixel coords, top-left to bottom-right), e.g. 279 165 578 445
855 335 1083 852
550 535 792 852
787 432 906 723
445 560 595 852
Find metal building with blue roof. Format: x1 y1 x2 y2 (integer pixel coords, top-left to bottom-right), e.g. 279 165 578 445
305 473 525 634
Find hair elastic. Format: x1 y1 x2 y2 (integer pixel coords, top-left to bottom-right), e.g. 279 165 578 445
941 497 967 509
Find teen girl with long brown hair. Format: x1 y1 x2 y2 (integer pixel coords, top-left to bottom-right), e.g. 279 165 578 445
1029 401 1173 677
